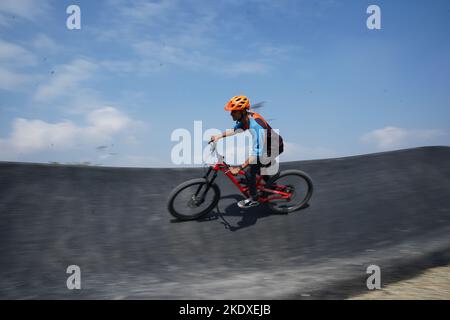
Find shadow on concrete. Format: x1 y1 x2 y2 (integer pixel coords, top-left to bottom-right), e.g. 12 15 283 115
196 194 311 232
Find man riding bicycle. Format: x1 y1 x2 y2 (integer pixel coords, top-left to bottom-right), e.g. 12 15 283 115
210 95 284 209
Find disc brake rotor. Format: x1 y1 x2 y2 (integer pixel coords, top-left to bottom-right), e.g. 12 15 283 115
188 195 203 208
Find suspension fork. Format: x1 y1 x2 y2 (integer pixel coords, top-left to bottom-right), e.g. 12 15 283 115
194 167 218 200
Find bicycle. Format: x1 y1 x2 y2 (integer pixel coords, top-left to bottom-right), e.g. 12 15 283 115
167 142 313 220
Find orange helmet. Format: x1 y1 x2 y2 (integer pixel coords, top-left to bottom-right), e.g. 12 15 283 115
224 95 250 111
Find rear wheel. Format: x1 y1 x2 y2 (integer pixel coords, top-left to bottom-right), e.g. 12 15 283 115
266 169 313 214
167 178 220 220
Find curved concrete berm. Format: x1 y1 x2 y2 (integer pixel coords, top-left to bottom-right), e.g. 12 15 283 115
1 146 449 299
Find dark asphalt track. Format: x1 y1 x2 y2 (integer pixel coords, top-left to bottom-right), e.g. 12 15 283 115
1 146 449 299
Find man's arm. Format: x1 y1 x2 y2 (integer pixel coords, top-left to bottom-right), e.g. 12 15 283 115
240 156 257 170
210 128 238 143
228 155 257 175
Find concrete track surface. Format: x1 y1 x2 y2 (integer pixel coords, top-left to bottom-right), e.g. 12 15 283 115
1 146 449 299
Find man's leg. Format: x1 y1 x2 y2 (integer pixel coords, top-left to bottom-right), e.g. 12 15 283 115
261 158 280 188
238 163 261 208
247 163 260 201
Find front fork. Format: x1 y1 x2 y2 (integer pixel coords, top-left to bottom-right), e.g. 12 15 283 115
194 167 218 202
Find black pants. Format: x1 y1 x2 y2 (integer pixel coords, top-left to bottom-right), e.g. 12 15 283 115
245 162 278 201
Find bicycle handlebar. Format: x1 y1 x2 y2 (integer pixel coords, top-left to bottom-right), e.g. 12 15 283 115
208 141 228 167
207 141 248 176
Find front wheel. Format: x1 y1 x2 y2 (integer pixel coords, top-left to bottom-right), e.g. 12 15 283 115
266 169 313 214
167 178 220 220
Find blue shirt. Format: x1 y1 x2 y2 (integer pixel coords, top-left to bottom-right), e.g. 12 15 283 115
233 116 266 157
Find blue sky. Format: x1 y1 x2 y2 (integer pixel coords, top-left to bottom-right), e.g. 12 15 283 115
0 0 449 167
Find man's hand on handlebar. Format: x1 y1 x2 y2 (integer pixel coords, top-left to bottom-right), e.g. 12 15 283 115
209 135 222 144
229 166 241 175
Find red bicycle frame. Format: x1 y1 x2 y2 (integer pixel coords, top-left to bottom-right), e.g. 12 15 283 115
204 162 292 203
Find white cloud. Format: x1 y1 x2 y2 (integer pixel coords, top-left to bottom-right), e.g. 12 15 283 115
0 39 39 91
133 39 271 75
32 34 60 54
85 107 132 138
34 59 97 102
133 40 202 69
0 38 37 66
92 1 285 76
119 0 175 20
100 60 136 73
0 0 51 21
222 61 269 75
0 66 35 91
360 126 448 150
0 13 9 26
0 107 134 157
